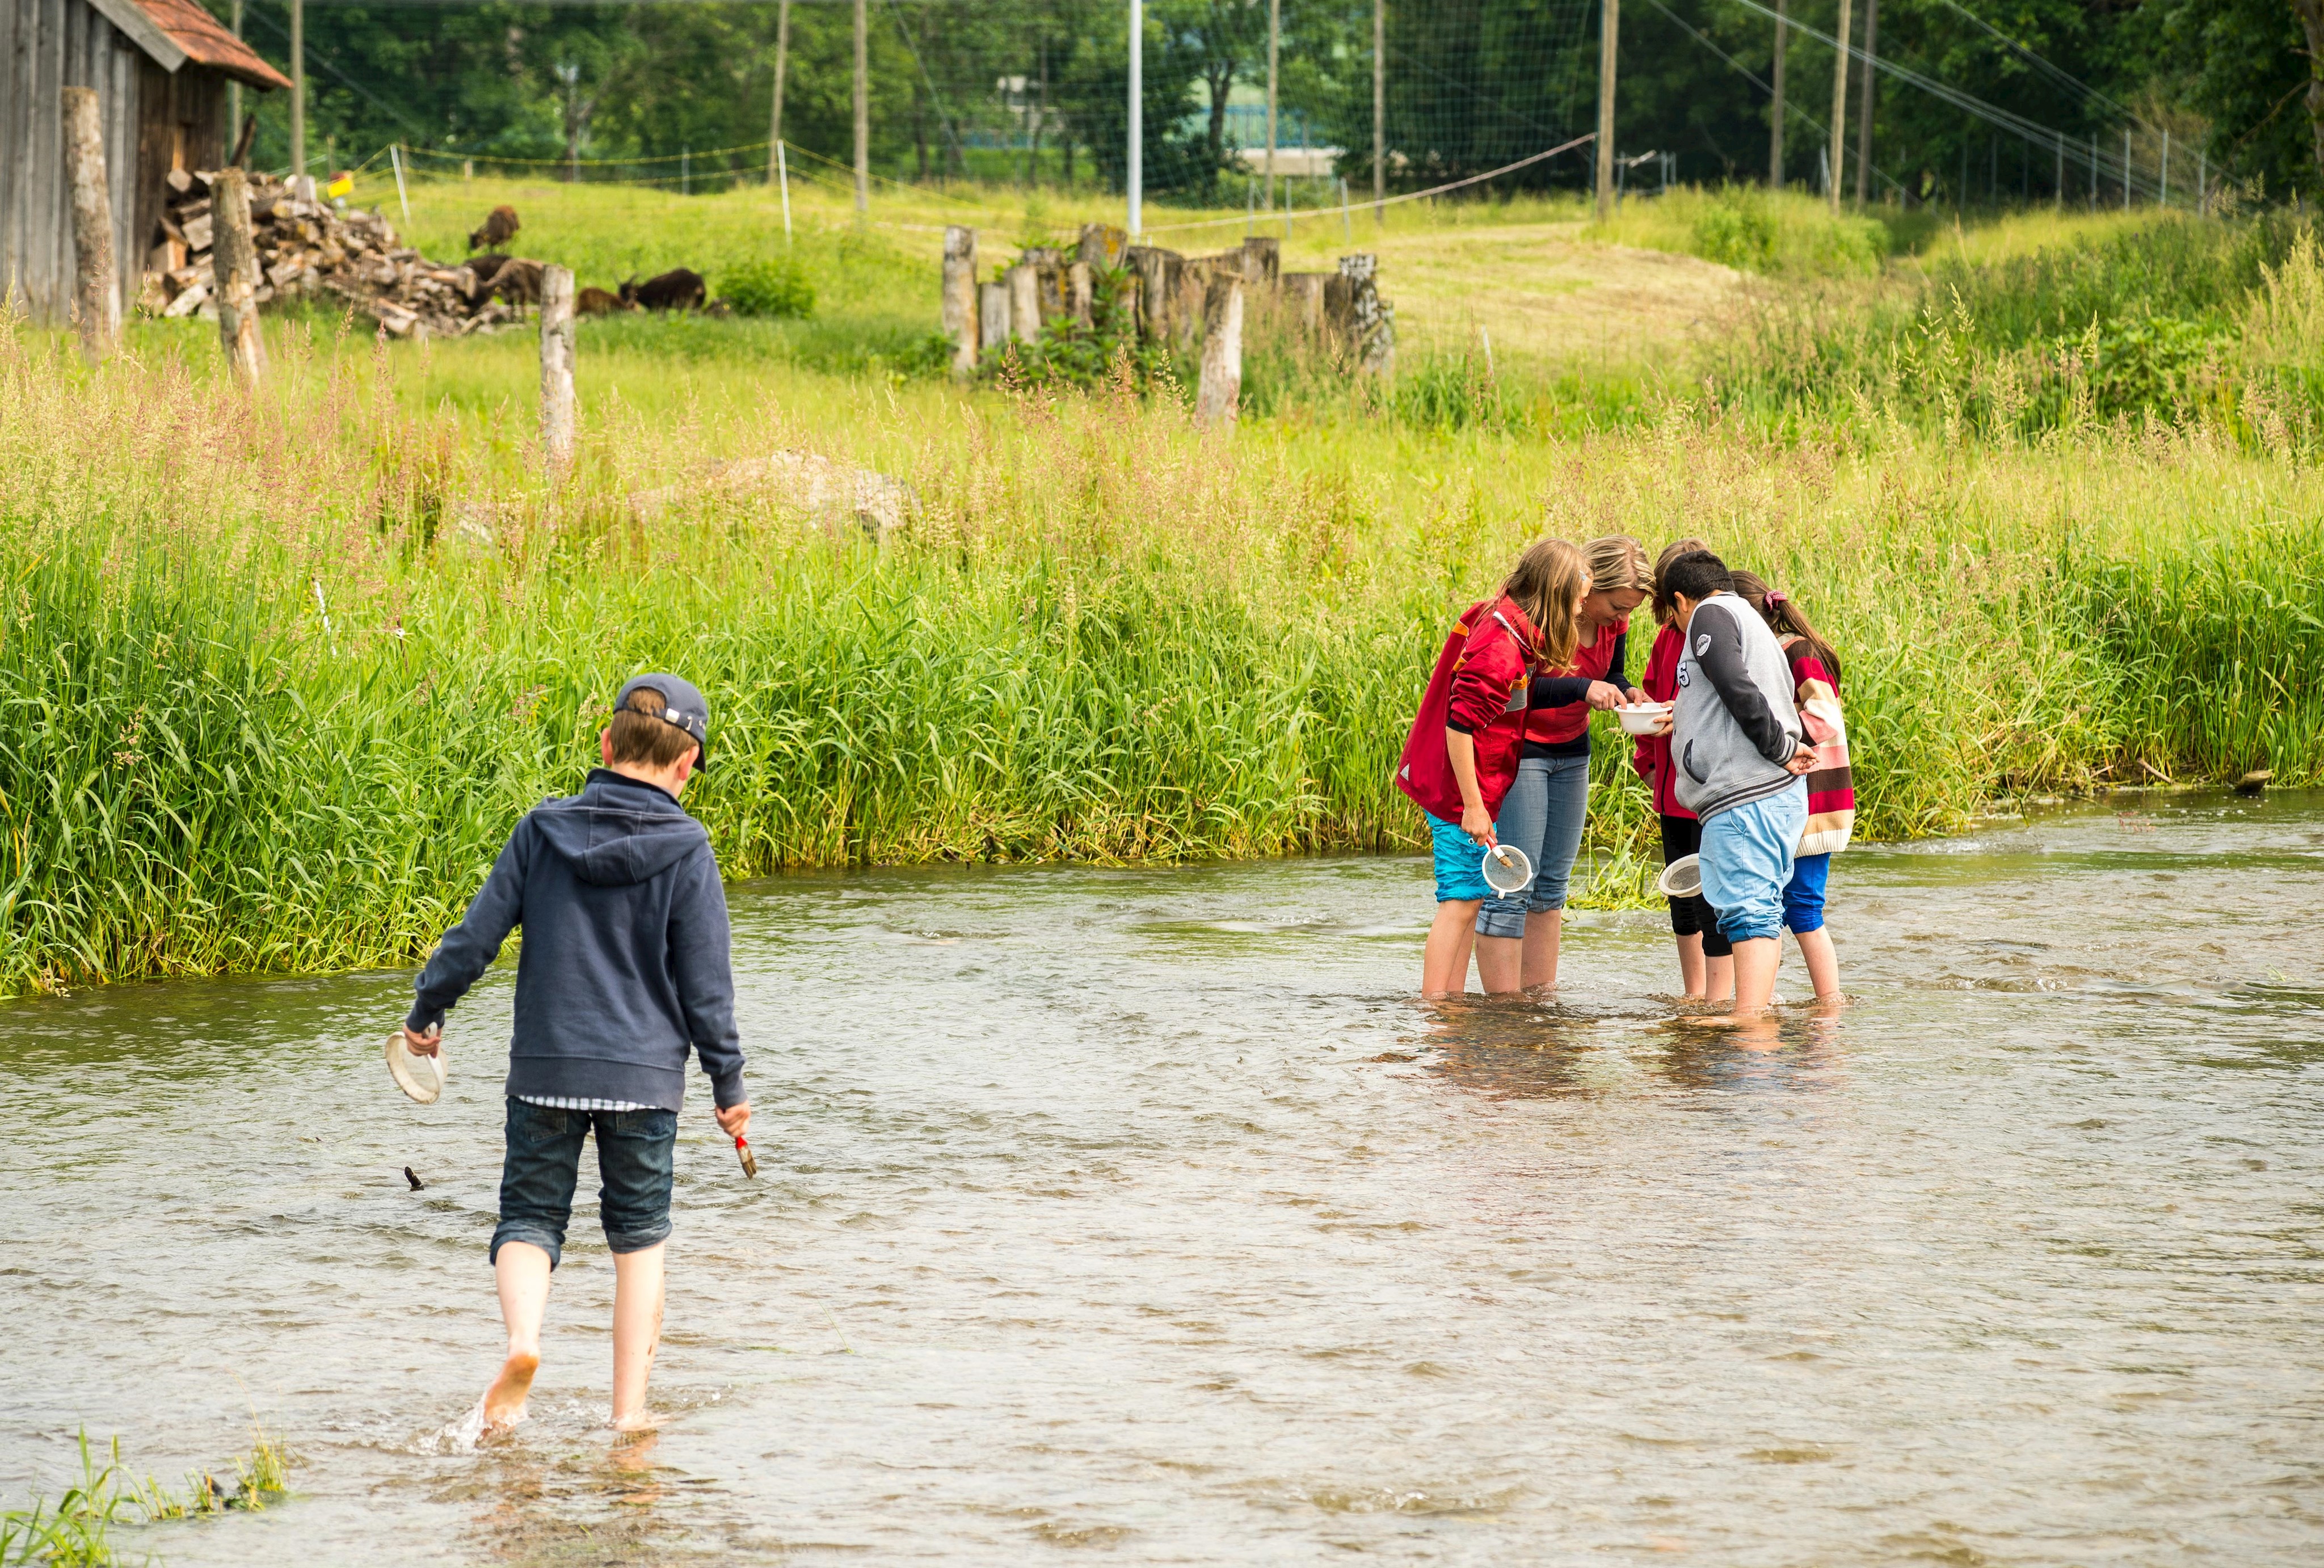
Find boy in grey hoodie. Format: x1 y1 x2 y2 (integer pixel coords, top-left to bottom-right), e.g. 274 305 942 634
1662 552 1817 1019
395 675 749 1434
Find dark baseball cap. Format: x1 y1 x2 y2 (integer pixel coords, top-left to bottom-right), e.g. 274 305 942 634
614 673 711 769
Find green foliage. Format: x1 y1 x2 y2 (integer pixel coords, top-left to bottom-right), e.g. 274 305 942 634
719 256 816 319
980 265 1172 391
2 1427 290 1566
1598 186 1889 279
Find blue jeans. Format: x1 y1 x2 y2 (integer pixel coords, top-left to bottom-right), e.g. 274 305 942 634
1699 782 1807 945
492 1098 679 1269
1476 754 1592 939
1784 852 1831 934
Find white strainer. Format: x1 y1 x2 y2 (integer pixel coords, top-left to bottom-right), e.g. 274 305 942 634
385 1032 448 1105
1656 853 1702 899
1480 842 1534 895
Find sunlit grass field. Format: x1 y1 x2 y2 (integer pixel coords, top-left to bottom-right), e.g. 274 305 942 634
2 177 2318 994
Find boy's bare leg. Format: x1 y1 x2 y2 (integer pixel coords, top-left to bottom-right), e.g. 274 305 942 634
1519 909 1561 990
1792 928 1841 998
486 1242 553 1431
1730 937 1780 1015
611 1243 667 1431
1423 900 1483 997
1674 933 1705 998
1705 953 1734 1004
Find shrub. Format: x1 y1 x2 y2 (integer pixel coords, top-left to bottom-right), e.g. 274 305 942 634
720 256 815 319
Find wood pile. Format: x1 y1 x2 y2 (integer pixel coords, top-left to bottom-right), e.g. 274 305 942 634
136 169 524 338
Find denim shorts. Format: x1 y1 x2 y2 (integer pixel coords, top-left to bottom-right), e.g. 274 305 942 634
1476 753 1591 939
1784 852 1831 933
1699 782 1807 945
491 1098 679 1268
1427 811 1494 901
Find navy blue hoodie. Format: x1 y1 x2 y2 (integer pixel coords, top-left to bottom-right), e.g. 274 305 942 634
406 769 745 1111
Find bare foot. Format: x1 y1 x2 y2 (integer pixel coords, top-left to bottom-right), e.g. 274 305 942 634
609 1407 665 1434
483 1350 539 1434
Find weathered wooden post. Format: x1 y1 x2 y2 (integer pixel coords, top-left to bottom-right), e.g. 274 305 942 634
1005 262 1039 344
61 88 119 361
540 265 577 474
1195 273 1243 428
979 280 1011 355
1127 246 1171 342
210 169 267 386
941 226 979 377
1066 260 1093 325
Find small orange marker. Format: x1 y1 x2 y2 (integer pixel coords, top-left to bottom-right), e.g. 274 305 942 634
735 1135 758 1178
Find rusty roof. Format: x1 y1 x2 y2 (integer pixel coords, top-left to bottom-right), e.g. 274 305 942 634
92 0 294 91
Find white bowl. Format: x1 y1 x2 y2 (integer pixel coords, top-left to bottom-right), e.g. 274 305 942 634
1615 702 1671 736
1656 853 1702 899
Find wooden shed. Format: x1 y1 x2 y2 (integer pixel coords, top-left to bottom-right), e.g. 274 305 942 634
2 0 290 324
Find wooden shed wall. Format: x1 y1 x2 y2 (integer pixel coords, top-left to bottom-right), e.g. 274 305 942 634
2 0 143 323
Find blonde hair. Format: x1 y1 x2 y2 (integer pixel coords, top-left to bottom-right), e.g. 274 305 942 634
1651 536 1713 626
1501 538 1588 671
1582 535 1650 597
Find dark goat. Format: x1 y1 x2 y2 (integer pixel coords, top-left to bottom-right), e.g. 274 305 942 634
618 268 707 312
460 252 511 304
468 204 520 252
489 258 545 309
576 286 635 317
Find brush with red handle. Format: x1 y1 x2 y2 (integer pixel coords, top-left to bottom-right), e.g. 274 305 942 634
734 1135 758 1178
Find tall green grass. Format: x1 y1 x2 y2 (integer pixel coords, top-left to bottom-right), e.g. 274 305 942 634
1 310 2318 996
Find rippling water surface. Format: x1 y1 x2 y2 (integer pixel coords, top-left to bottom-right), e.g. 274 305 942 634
3 792 2321 1564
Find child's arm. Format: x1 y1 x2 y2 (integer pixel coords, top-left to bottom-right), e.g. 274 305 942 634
1527 673 1623 709
1605 627 1645 702
405 831 531 1038
1693 604 1802 766
1445 729 1495 845
668 848 747 1113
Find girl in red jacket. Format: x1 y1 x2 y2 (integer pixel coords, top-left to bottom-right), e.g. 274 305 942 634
1396 538 1589 998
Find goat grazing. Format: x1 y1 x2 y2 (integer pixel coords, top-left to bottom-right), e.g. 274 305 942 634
467 205 520 252
618 268 707 312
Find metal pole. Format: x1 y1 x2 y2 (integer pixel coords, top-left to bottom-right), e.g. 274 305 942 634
1853 0 1876 208
1595 0 1618 220
289 0 306 189
768 0 790 187
853 0 869 214
2090 132 2096 209
1373 0 1386 224
1341 175 1352 240
2054 135 2061 210
1826 0 1851 215
229 0 243 149
778 142 791 239
390 143 410 225
1768 0 1786 187
2198 150 2206 214
2123 127 2130 210
1265 0 1279 210
1127 0 1143 237
2161 129 2169 207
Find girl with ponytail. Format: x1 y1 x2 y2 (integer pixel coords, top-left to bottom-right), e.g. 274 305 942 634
1730 571 1853 1000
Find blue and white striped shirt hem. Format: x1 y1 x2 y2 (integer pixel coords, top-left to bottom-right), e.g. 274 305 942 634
516 1093 651 1113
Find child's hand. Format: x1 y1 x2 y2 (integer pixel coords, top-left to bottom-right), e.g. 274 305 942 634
1786 745 1817 775
715 1100 752 1140
1460 803 1497 846
1585 681 1624 710
1648 707 1674 735
401 1025 442 1057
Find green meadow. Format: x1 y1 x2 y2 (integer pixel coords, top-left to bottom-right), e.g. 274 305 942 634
1 167 2319 994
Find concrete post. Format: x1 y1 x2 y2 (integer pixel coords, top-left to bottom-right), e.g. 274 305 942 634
941 226 979 376
540 265 576 474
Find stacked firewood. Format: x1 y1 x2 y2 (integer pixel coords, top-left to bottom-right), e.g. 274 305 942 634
137 169 523 338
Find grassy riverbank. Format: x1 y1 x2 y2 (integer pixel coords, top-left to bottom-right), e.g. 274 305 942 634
1 186 2319 994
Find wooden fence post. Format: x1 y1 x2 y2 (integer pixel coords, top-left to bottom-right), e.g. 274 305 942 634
540 265 576 475
1005 263 1039 344
941 226 979 377
1195 274 1243 428
61 88 119 361
209 169 267 386
979 281 1011 355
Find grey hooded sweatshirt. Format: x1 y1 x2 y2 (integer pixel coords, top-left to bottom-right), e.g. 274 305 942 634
1672 594 1804 821
407 769 744 1111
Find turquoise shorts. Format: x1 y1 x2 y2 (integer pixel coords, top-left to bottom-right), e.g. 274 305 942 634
1426 811 1492 903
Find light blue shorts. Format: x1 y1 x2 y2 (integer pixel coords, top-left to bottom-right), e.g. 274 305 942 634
1699 781 1807 945
1426 812 1492 903
1476 754 1592 939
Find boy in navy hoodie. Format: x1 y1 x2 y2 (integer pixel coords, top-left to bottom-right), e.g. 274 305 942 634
395 675 749 1434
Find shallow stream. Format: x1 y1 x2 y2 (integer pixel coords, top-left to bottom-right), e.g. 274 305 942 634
3 792 2320 1564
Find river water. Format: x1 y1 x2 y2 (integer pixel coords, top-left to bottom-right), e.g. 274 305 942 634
2 791 2320 1565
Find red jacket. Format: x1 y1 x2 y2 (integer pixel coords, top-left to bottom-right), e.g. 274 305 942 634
1630 622 1690 819
1395 596 1541 824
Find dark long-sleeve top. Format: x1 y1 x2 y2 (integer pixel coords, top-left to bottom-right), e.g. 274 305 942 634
1522 625 1630 760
